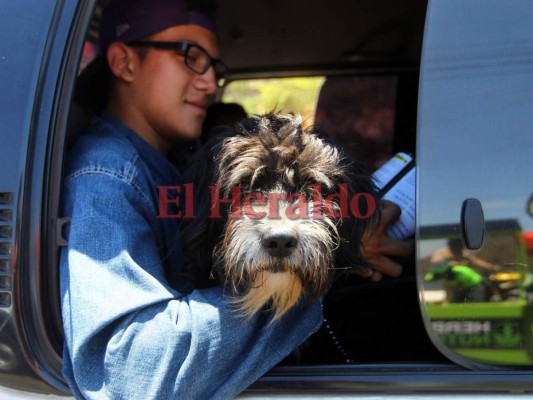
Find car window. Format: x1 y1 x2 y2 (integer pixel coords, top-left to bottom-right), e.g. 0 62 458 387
418 0 533 367
0 2 57 197
220 73 442 365
223 77 324 127
223 75 399 170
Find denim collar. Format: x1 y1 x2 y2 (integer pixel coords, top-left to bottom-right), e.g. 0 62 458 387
98 112 182 184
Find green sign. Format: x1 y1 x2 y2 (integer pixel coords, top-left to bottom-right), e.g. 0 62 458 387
426 302 533 365
432 319 523 349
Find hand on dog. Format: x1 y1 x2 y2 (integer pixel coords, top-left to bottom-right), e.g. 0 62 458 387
358 200 414 282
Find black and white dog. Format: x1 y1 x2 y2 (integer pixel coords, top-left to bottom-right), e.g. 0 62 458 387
180 113 379 320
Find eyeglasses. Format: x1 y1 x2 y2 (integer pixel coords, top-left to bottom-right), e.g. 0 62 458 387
127 41 228 88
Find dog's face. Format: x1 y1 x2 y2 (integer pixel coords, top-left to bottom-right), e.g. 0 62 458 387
181 113 378 320
215 114 346 320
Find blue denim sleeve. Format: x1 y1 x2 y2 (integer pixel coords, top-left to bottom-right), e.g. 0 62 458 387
60 170 322 400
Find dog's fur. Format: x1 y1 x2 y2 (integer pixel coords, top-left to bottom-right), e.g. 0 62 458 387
180 113 379 320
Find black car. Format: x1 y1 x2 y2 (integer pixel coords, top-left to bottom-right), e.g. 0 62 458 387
1 0 533 398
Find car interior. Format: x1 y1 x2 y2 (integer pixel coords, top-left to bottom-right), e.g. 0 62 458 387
57 0 443 364
41 0 473 390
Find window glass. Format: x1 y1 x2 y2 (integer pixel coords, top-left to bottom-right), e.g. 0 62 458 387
223 77 324 127
223 76 397 170
0 2 56 193
221 75 442 364
418 0 533 367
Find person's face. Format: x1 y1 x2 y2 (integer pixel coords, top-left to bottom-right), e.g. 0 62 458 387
130 24 219 149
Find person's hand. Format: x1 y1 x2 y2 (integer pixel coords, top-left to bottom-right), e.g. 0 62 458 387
357 200 414 282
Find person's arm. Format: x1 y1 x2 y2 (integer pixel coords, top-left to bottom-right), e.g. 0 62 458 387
60 171 322 400
463 251 500 272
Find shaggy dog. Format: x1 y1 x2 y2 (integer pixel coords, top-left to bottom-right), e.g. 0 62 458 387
180 113 379 320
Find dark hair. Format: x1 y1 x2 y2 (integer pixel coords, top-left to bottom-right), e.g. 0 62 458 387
202 102 248 143
74 56 111 114
75 45 155 113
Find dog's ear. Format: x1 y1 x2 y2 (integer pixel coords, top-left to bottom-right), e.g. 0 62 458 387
334 147 381 273
179 128 237 287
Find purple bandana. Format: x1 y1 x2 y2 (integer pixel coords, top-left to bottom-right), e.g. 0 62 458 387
99 0 217 51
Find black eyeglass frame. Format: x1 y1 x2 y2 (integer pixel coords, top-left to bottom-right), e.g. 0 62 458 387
127 41 228 87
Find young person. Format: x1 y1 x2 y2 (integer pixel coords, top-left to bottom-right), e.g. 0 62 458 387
61 1 323 398
60 0 411 398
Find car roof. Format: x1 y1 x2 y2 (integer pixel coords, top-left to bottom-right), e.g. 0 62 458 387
217 0 427 77
89 0 428 78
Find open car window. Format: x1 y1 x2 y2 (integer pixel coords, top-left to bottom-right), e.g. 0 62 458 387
222 0 533 370
221 72 438 365
223 74 413 171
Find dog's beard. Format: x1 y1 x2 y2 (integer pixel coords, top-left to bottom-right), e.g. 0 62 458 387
216 200 339 320
230 271 303 321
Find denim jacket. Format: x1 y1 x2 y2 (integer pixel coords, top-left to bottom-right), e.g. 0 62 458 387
60 114 322 400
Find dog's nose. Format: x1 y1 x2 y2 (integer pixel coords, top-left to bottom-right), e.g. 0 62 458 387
262 233 298 258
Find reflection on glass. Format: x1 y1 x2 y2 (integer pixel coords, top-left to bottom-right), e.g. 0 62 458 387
418 0 533 369
421 221 533 366
425 237 499 303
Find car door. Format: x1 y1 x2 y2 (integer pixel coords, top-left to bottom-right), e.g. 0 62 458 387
0 0 88 395
418 0 533 370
